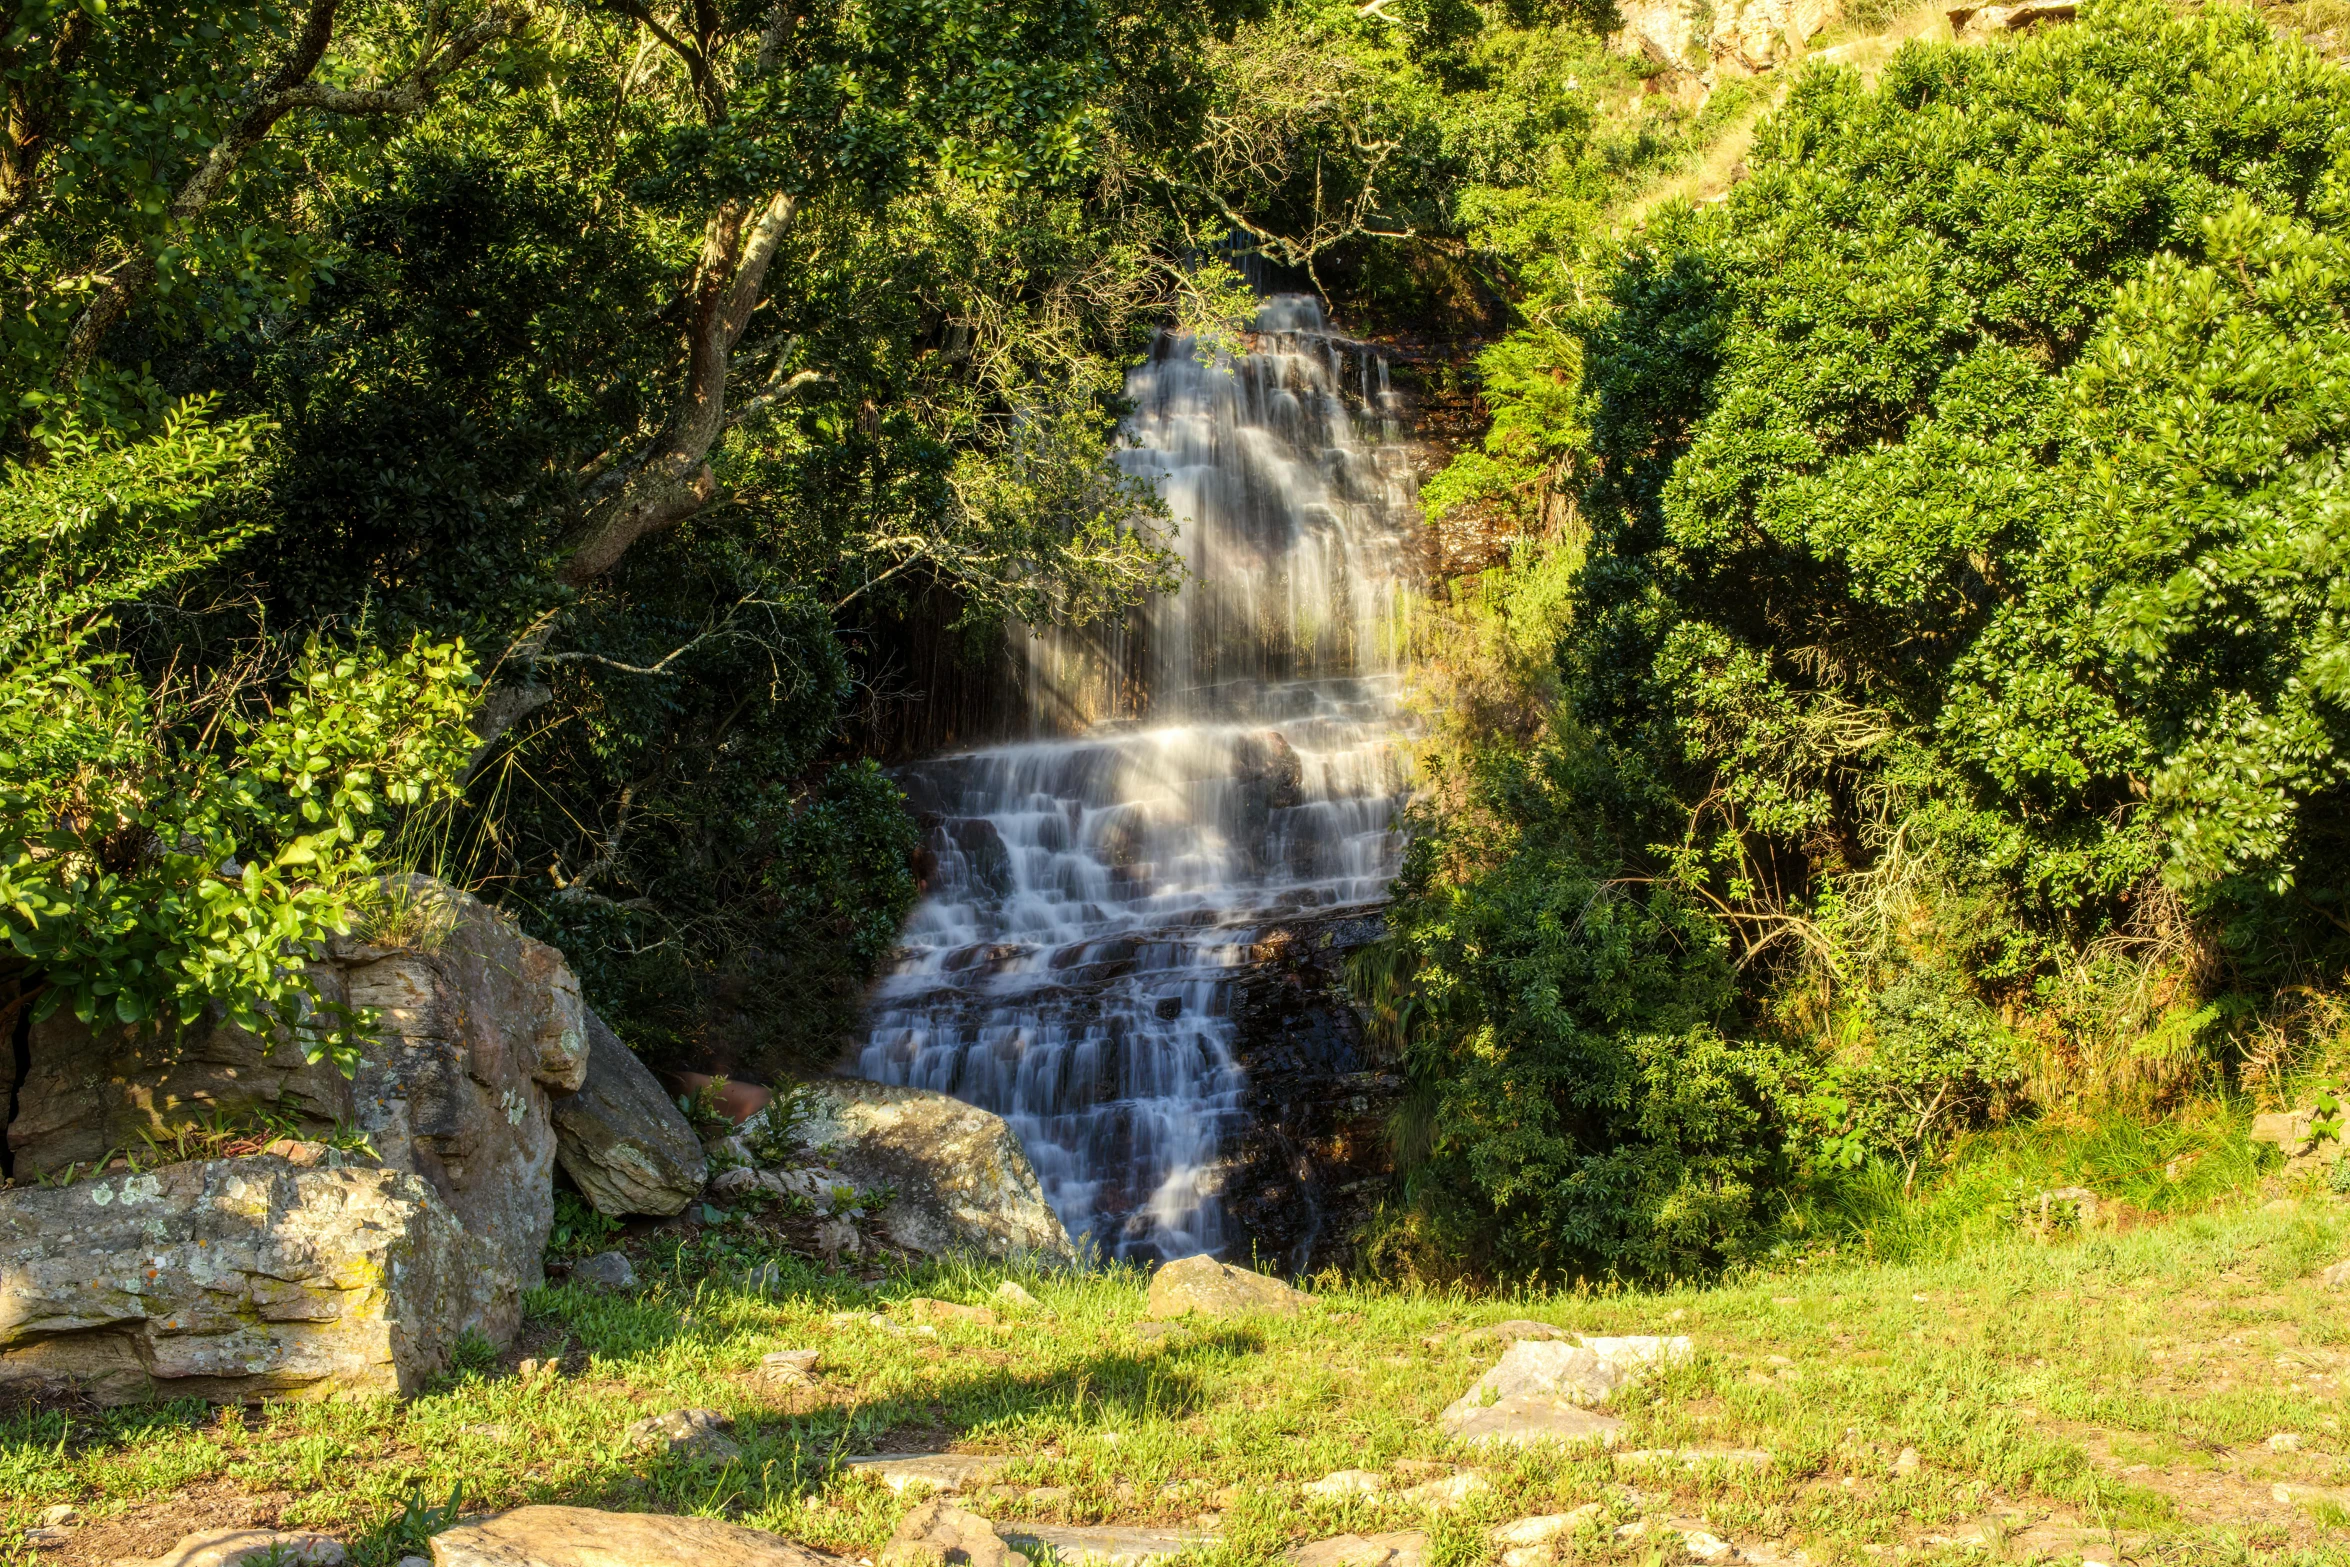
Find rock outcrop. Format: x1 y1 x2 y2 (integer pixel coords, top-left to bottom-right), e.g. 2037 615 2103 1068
1609 0 1839 86
1947 0 2074 40
1218 910 1399 1274
550 1012 707 1215
779 1080 1073 1261
0 1157 493 1402
1 875 596 1398
2253 1105 2345 1180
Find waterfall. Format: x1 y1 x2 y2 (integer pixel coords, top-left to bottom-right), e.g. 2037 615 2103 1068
855 294 1419 1262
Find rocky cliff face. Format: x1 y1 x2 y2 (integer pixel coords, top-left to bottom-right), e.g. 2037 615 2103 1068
1612 0 1841 83
1217 911 1400 1276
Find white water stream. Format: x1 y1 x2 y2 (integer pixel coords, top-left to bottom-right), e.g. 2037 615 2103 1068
855 295 1419 1260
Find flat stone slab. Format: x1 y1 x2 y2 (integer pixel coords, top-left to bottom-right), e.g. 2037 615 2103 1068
999 1526 1210 1566
846 1452 1009 1493
122 1530 344 1567
430 1506 841 1567
1442 1396 1624 1447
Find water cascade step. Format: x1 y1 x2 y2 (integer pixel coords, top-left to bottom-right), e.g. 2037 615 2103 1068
855 295 1419 1260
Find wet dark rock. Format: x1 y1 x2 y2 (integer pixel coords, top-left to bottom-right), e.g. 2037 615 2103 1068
1217 909 1399 1275
946 818 1015 900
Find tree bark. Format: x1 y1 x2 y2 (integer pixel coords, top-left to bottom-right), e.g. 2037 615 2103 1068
556 189 797 589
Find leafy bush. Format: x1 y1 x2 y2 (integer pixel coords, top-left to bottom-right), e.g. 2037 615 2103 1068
1372 0 2350 1282
0 408 479 1068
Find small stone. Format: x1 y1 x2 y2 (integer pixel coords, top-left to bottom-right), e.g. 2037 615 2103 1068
1145 1255 1308 1319
1893 1446 1921 1476
120 1530 345 1567
262 1138 328 1167
624 1408 740 1463
994 1280 1042 1310
847 1453 1009 1495
1026 1486 1073 1506
2269 1432 2305 1452
2322 1259 2350 1288
816 1218 862 1257
1459 1320 1573 1348
1303 1469 1385 1498
879 1499 1029 1567
1289 1532 1428 1567
763 1349 822 1384
902 1297 999 1328
39 1506 75 1528
401 1558 432 1567
1395 1471 1487 1508
1680 1530 1736 1563
574 1250 637 1290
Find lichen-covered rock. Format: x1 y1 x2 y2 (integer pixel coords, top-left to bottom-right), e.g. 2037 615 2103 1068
4 876 591 1356
785 1081 1072 1261
0 1157 493 1403
1144 1254 1306 1319
550 1012 707 1216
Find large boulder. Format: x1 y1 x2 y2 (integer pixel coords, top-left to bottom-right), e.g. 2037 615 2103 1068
781 1080 1073 1261
0 1156 494 1403
550 1013 707 1215
1144 1254 1307 1319
332 876 587 1329
5 963 359 1180
1 875 592 1384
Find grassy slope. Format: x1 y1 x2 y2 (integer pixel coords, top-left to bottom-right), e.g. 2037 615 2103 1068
7 1185 2350 1567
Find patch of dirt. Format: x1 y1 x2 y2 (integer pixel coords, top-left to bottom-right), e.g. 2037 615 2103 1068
50 1479 291 1567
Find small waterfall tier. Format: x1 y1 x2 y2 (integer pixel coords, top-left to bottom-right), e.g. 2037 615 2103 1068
855 295 1420 1261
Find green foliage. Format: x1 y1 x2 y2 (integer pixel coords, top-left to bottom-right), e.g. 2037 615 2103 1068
1364 733 1806 1284
0 409 480 1067
1377 0 2350 1282
546 1190 625 1262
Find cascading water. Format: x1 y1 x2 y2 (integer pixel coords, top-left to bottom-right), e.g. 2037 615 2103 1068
855 294 1420 1261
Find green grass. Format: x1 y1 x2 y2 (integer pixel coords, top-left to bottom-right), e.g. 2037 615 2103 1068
7 1183 2350 1566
